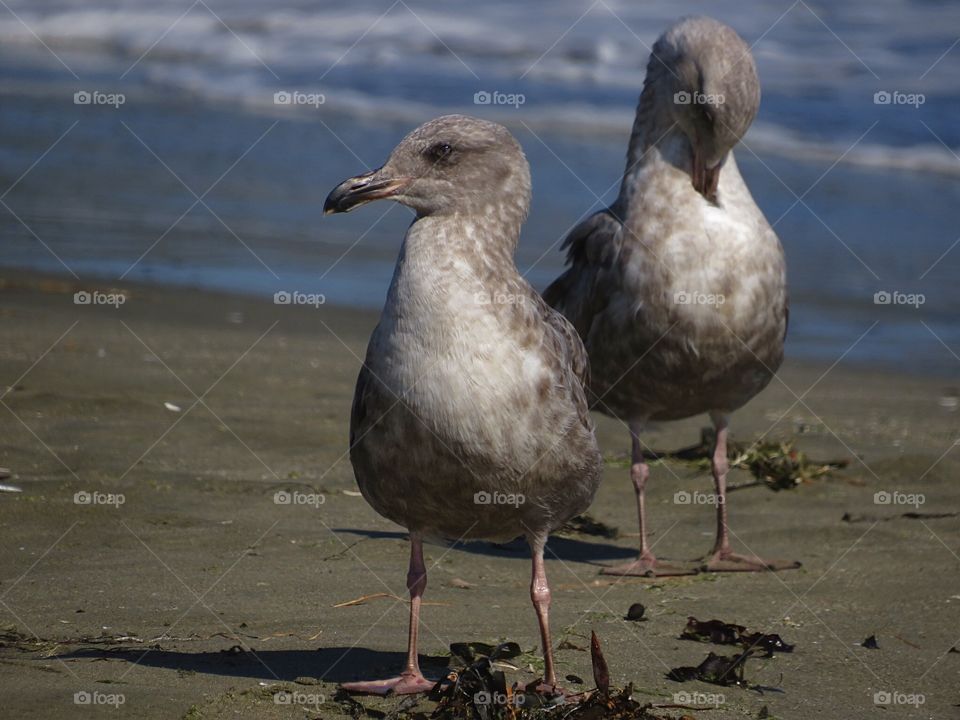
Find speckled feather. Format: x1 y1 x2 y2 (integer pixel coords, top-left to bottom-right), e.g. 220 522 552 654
544 17 787 423
349 116 602 543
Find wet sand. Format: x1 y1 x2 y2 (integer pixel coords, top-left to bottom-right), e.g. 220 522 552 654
0 271 957 719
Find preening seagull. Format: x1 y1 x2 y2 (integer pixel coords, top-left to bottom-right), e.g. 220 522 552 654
545 17 798 575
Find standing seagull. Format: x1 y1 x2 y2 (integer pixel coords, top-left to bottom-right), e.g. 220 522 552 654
325 115 603 693
544 17 798 575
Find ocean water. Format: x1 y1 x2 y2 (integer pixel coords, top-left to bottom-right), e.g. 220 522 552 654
1 0 958 376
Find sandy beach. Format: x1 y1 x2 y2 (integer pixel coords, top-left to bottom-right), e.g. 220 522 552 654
1 271 958 719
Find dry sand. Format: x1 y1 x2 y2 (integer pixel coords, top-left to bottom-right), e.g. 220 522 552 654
0 272 957 719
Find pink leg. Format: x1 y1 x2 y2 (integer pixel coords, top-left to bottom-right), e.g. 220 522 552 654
603 423 695 577
340 534 436 694
703 413 800 573
528 533 558 689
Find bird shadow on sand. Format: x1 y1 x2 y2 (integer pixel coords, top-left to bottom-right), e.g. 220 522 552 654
330 528 637 564
51 646 450 683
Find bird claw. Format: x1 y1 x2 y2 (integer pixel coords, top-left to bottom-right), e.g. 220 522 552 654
340 671 436 696
601 555 698 577
702 550 801 573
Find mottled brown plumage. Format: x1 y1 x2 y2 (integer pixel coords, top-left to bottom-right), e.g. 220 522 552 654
326 114 602 693
545 17 797 575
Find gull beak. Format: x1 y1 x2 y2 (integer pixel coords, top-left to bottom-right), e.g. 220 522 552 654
691 143 721 204
323 168 412 215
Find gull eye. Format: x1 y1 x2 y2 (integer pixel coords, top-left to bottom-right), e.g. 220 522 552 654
426 142 453 162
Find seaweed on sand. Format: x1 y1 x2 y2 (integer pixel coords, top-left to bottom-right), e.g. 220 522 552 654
680 617 794 657
654 431 847 490
339 635 687 719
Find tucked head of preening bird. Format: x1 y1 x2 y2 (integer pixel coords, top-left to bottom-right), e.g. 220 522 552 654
646 16 760 201
324 114 531 220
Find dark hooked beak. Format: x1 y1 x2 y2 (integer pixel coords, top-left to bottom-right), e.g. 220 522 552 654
323 168 412 215
691 143 721 204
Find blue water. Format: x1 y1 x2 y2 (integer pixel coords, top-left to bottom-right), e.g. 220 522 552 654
1 0 959 376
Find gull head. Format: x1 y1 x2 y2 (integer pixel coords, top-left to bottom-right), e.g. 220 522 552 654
324 114 531 220
650 16 760 201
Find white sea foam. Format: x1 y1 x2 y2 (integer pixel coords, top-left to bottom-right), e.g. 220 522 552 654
1 0 958 176
2 1 958 87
